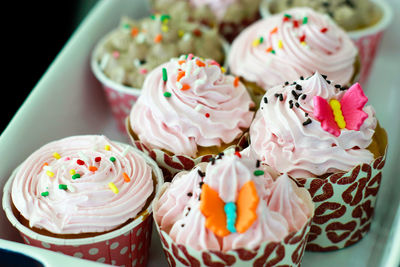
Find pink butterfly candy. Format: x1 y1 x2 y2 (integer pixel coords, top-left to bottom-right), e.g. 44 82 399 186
313 83 369 137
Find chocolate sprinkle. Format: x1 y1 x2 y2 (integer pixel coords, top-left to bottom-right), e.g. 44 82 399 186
199 181 204 188
291 90 300 100
289 100 294 109
256 160 261 168
335 84 341 89
295 84 302 90
263 97 268 104
322 74 328 80
301 94 307 100
187 192 193 197
300 76 304 80
197 169 205 177
295 102 300 108
340 86 349 91
284 81 289 86
303 118 312 126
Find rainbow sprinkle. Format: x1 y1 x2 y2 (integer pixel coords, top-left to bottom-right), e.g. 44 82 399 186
53 152 61 159
108 182 119 194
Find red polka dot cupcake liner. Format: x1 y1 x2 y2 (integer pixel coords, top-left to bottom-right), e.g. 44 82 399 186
152 184 314 267
2 148 164 267
259 0 393 87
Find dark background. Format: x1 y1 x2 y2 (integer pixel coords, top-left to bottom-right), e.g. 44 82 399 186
2 2 98 133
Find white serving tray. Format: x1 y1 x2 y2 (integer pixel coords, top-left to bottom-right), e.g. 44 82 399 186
0 0 399 266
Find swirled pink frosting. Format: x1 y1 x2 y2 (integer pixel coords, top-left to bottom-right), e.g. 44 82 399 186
130 55 254 157
155 151 313 251
189 0 236 21
228 7 357 90
11 135 154 234
250 72 377 178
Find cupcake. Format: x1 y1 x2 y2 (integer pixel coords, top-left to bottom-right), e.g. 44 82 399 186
228 7 359 105
127 54 255 180
91 14 227 132
249 72 388 250
260 0 393 85
148 0 262 42
153 149 314 266
2 135 163 266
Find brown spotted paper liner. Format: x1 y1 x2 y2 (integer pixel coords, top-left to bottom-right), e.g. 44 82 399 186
2 146 164 267
296 126 388 251
153 184 314 267
125 118 250 182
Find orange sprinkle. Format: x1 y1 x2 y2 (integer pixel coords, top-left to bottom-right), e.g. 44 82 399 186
177 71 185 82
154 34 163 43
266 47 273 53
88 166 98 172
234 76 240 87
270 27 278 34
131 27 139 37
123 172 131 183
178 60 186 65
181 83 191 91
43 162 49 168
196 60 206 67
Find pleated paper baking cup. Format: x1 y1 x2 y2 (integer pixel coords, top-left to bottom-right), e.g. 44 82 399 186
296 125 388 251
259 0 393 87
126 118 250 182
91 33 230 133
2 147 164 267
153 184 313 267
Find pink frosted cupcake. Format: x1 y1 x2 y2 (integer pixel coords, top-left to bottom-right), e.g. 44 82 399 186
228 7 359 105
249 72 388 250
149 0 262 42
126 54 255 180
3 135 163 266
153 150 314 265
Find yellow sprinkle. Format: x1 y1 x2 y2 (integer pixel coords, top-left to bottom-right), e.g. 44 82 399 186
53 152 61 159
329 99 346 129
104 145 111 151
108 182 119 194
220 67 226 73
178 30 184 38
301 41 307 46
46 171 55 178
278 40 283 49
161 25 169 32
252 39 260 47
69 169 76 175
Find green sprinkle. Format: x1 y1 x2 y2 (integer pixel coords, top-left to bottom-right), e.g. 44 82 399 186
164 92 171 97
253 170 265 176
150 15 156 20
122 23 131 29
160 14 170 22
303 17 308 24
41 191 49 197
259 37 264 44
110 156 116 162
72 173 81 180
271 50 276 54
59 184 68 190
284 14 292 18
162 68 168 82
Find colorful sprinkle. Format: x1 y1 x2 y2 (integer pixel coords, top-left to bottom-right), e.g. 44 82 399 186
205 113 210 118
104 145 111 151
220 67 226 73
95 157 102 162
139 68 148 74
123 172 131 183
131 27 139 37
46 171 55 178
162 68 168 82
234 76 240 87
41 191 49 197
234 151 242 158
193 28 202 37
108 182 119 194
196 60 205 67
154 34 162 43
293 20 299 28
253 170 264 176
69 169 76 175
110 156 116 162
72 173 81 179
77 159 85 165
163 92 172 98
59 184 68 190
300 34 306 42
112 51 120 59
321 27 328 33
270 27 278 34
303 17 308 24
161 25 169 32
177 71 185 81
88 166 98 172
178 30 185 38
278 40 283 49
53 152 61 159
181 83 191 91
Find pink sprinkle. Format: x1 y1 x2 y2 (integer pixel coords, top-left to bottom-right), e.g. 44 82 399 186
187 53 194 60
140 68 148 74
112 51 120 58
64 157 71 161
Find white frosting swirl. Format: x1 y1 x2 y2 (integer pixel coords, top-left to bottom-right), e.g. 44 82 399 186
11 135 154 234
130 55 254 157
228 7 358 90
250 72 377 178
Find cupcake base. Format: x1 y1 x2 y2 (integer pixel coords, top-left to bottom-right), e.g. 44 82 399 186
296 123 388 251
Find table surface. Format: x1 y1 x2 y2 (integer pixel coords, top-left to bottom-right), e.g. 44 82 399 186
0 0 399 266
